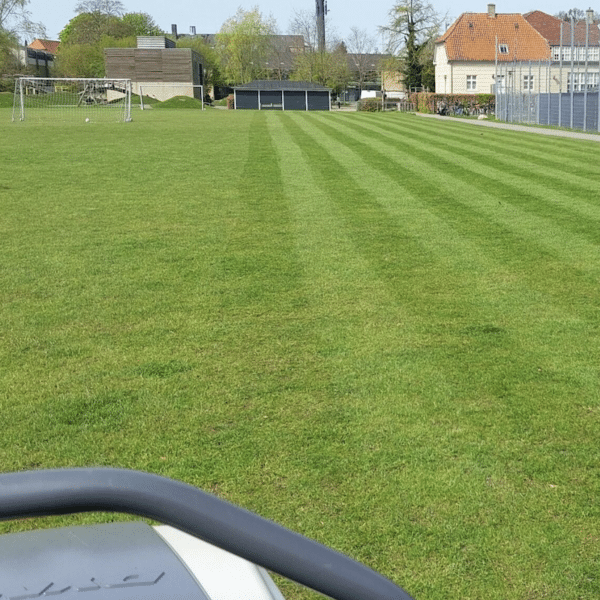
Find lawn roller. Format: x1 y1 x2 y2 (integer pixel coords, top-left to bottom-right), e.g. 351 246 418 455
0 468 414 600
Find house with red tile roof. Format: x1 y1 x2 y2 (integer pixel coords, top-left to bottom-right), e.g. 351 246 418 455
435 5 600 95
14 39 59 76
29 39 60 56
434 4 550 93
525 10 600 91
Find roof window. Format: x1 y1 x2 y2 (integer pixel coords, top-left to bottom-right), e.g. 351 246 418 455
498 44 509 54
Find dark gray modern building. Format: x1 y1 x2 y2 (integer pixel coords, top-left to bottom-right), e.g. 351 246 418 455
233 80 331 111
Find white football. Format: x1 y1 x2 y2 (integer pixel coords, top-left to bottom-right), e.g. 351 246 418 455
85 118 90 123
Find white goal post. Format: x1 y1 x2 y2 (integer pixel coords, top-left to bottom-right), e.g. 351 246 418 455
138 83 204 110
12 77 132 123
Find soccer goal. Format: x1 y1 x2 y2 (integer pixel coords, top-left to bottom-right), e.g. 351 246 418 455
12 78 132 123
138 83 204 110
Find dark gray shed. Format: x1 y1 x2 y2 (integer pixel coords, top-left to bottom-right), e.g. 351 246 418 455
234 81 331 111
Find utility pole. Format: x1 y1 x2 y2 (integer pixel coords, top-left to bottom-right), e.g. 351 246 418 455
316 0 327 52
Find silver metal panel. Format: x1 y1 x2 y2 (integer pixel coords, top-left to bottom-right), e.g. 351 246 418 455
0 522 209 600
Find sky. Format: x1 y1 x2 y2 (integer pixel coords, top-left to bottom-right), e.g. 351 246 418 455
24 0 574 46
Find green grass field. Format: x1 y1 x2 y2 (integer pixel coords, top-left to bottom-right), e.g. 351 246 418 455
1 107 600 599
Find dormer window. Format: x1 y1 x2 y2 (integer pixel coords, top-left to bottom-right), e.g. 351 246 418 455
498 44 509 54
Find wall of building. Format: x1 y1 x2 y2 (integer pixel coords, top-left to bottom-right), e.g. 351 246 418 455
105 48 201 85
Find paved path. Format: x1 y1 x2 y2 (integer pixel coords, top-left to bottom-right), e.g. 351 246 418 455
415 112 600 142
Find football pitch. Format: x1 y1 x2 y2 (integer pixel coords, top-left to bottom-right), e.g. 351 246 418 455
1 107 600 599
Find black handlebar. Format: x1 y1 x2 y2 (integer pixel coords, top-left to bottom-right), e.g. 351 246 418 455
0 468 414 600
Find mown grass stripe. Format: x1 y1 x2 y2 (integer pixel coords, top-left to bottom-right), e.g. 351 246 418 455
329 114 600 227
364 113 600 180
312 114 600 290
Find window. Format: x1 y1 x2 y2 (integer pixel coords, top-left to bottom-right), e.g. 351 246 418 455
466 75 477 91
523 74 534 91
569 72 600 92
553 46 600 62
495 74 505 92
498 44 509 54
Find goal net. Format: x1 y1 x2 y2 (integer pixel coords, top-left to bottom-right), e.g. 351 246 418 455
12 78 132 123
138 83 204 109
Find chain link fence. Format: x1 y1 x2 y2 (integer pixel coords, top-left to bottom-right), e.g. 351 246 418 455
496 61 600 131
495 18 600 132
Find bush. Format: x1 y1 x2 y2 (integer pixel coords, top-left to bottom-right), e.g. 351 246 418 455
357 98 381 112
227 94 235 109
0 77 15 92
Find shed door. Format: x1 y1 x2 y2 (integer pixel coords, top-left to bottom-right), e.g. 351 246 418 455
259 90 283 110
236 90 258 109
283 91 306 110
307 91 330 111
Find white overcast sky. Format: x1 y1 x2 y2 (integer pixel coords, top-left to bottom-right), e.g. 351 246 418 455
25 0 572 45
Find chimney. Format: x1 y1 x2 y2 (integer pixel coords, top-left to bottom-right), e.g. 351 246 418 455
190 26 196 35
171 24 178 38
586 7 594 23
488 4 496 18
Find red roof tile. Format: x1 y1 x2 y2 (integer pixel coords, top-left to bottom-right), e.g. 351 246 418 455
28 39 60 55
525 11 600 46
437 12 550 61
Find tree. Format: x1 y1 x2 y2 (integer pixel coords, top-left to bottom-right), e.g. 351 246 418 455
288 9 317 50
555 8 600 21
216 7 277 85
57 2 154 77
74 0 125 17
59 12 129 45
287 9 349 92
60 0 127 46
121 12 162 36
346 27 377 94
55 42 105 76
0 0 45 42
382 0 440 91
291 42 350 94
0 26 18 75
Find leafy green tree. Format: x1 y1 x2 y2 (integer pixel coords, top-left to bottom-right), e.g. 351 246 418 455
216 7 277 85
382 0 439 91
57 2 164 77
55 42 105 76
1 0 45 75
58 4 158 76
0 26 18 76
121 12 162 36
59 12 128 45
288 10 350 92
291 43 350 94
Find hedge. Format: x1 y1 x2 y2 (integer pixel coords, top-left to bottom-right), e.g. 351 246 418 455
357 98 383 112
409 92 495 115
